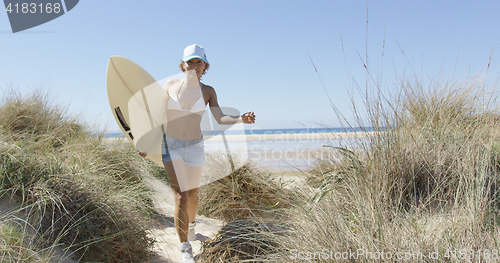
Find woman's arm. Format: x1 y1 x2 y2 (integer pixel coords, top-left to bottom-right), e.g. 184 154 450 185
207 85 255 125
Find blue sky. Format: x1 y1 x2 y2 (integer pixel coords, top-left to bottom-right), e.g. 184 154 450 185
1 0 500 131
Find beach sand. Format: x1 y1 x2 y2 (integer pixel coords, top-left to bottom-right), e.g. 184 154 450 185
145 175 224 262
205 131 372 141
106 131 374 172
105 131 374 143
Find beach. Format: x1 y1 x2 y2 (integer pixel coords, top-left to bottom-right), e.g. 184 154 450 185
108 131 374 172
206 131 374 171
203 131 371 141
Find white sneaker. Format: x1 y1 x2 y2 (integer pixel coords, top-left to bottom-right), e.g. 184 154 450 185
178 241 195 263
188 222 196 241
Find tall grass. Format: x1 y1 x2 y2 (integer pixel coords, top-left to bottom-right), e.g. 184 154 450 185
0 89 158 262
198 154 297 222
0 204 59 263
268 75 500 262
197 154 299 262
197 73 500 262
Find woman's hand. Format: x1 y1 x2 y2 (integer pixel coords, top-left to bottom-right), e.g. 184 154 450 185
138 151 148 157
241 112 256 124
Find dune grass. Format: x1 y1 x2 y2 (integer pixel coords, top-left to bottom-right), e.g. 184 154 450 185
0 210 53 263
198 218 287 262
0 89 158 262
265 75 500 262
197 155 297 262
198 155 298 223
197 74 500 262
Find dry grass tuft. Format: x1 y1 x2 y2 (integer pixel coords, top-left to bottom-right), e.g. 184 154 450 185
198 161 297 222
198 218 287 262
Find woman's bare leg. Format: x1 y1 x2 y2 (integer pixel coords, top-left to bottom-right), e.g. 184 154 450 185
184 165 203 223
164 160 189 243
186 188 198 224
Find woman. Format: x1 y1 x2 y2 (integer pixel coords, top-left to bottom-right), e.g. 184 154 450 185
142 44 255 263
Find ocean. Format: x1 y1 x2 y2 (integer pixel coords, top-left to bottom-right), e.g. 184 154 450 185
106 127 372 171
104 127 370 138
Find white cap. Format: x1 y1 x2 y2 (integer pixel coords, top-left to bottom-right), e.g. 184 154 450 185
183 44 207 62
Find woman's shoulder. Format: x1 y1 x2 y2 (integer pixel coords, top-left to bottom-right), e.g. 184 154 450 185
201 83 215 92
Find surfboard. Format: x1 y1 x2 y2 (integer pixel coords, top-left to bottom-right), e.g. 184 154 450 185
106 56 250 181
106 56 167 166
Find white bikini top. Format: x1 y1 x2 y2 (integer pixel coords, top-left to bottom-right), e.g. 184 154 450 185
167 81 206 116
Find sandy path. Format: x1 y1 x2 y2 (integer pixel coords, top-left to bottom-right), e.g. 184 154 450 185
144 176 224 263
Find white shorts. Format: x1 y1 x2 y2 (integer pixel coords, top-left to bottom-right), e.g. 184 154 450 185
161 135 206 166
